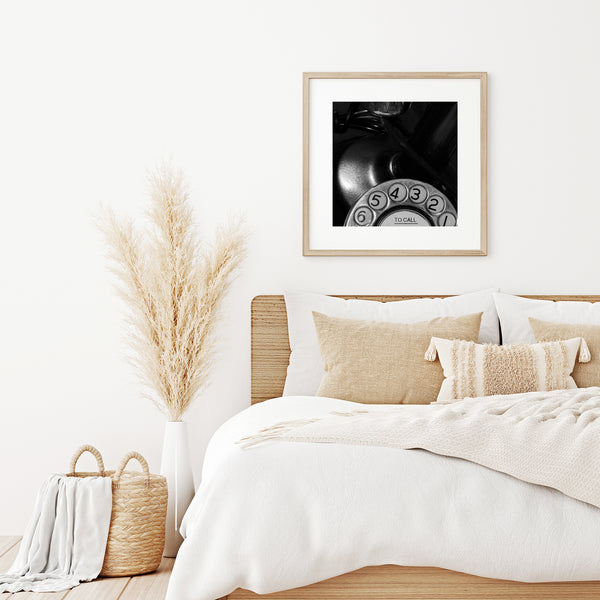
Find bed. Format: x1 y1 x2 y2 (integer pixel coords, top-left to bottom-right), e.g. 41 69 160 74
167 294 600 600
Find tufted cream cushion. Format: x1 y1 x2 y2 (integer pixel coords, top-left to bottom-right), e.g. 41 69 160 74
428 336 587 403
529 318 600 388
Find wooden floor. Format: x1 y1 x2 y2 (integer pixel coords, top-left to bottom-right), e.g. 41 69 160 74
0 537 174 599
5 534 600 600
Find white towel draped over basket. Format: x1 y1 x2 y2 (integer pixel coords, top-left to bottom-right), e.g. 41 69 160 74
0 473 112 593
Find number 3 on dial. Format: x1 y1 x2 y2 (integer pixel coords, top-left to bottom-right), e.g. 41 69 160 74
409 184 427 203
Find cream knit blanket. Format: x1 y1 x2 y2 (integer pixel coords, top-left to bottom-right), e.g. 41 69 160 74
240 387 600 509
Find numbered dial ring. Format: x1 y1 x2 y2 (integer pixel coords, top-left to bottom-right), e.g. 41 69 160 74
344 179 456 227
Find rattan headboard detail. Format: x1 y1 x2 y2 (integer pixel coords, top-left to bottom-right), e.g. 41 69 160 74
250 294 600 405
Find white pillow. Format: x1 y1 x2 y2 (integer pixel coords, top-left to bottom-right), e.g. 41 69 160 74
494 292 600 345
283 289 500 397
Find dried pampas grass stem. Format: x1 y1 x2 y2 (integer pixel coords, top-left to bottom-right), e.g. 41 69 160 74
99 164 246 421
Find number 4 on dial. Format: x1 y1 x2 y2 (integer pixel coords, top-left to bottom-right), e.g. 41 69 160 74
388 182 407 202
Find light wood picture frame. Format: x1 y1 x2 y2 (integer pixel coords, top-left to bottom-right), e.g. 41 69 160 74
302 72 487 256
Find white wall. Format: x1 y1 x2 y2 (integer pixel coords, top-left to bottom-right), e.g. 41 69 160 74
1 0 599 534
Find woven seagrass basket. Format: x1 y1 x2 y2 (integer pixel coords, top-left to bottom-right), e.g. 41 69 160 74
68 444 168 577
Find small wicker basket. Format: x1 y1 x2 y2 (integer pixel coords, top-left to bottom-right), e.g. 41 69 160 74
68 444 168 577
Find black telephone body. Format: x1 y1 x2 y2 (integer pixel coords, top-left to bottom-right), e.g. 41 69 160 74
332 102 458 227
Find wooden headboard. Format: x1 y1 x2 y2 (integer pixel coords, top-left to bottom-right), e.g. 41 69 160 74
250 294 600 404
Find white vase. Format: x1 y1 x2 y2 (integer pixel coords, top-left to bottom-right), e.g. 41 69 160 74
160 421 195 557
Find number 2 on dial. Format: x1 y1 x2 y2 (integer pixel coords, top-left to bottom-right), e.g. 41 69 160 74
426 196 445 214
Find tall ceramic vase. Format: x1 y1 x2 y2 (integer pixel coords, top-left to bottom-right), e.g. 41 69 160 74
160 421 195 557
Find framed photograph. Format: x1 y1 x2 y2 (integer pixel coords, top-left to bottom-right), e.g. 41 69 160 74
302 72 487 256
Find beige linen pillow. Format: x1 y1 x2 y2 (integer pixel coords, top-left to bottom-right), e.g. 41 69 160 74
312 311 483 405
529 318 600 388
427 336 590 404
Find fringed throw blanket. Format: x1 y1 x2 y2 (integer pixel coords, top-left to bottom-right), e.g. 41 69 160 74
0 474 112 593
240 387 600 509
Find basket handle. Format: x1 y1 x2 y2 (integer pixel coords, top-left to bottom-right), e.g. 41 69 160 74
113 451 151 484
68 444 106 476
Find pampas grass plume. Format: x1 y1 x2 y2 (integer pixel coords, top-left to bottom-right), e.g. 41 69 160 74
99 163 246 421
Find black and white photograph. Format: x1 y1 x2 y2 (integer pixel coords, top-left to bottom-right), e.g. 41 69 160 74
332 101 458 228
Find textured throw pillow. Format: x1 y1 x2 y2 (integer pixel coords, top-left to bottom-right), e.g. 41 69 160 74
529 318 600 388
312 311 483 405
494 292 600 345
283 289 500 397
427 336 590 404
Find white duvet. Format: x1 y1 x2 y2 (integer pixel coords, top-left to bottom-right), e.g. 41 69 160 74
167 395 600 600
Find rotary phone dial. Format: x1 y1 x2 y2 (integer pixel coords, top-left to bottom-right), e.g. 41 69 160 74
345 178 456 227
